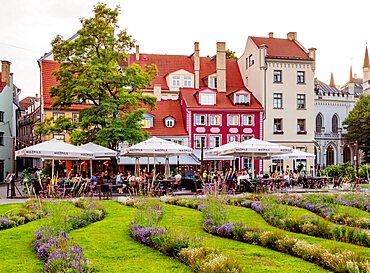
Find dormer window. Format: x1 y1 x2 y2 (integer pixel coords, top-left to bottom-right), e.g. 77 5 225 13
141 113 154 128
235 94 250 105
164 117 175 128
183 76 193 87
200 93 216 105
209 77 217 89
171 76 180 87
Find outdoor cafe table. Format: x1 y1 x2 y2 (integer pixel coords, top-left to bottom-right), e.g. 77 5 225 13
306 176 332 189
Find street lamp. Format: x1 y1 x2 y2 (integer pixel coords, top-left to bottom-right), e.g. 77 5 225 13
355 140 359 177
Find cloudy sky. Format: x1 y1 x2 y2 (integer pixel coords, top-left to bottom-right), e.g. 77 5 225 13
0 0 369 99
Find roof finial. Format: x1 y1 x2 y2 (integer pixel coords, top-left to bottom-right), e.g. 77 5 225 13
363 45 369 68
329 72 335 87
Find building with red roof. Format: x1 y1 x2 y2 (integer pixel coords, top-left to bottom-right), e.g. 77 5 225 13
132 42 264 172
238 32 316 173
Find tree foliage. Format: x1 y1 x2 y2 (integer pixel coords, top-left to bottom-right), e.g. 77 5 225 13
343 94 370 163
36 3 157 149
226 49 237 59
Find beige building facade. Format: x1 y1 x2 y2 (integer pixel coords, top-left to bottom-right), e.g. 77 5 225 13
238 32 316 173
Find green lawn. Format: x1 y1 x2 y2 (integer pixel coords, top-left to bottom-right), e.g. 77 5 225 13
0 203 23 216
0 217 45 273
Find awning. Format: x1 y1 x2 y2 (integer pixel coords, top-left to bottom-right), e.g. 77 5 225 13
117 154 199 165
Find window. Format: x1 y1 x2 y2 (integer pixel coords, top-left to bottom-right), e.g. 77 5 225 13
235 94 249 104
171 95 178 100
297 119 306 134
273 70 282 82
0 132 3 145
332 114 339 133
210 114 221 126
242 115 253 126
72 113 79 123
228 115 239 126
52 112 65 120
316 114 323 132
172 75 180 87
209 77 217 89
165 118 175 128
0 111 4 122
210 135 221 148
183 76 193 87
195 115 206 125
242 135 253 141
200 93 216 105
273 118 283 133
297 71 305 83
297 94 306 109
162 95 168 100
273 93 283 108
228 135 239 142
248 54 254 67
194 135 206 149
141 119 151 128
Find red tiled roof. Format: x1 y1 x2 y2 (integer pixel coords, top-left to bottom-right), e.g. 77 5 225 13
250 37 311 60
19 96 36 110
180 88 263 110
146 100 187 136
40 60 91 111
127 54 245 90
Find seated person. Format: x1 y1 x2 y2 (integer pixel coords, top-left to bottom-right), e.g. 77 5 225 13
174 171 182 191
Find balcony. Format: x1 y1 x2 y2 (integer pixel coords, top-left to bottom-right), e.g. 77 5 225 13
315 132 341 139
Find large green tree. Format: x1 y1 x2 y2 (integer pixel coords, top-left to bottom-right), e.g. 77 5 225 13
36 3 157 149
343 94 370 163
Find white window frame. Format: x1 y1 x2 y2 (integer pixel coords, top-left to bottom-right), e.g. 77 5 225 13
210 114 221 126
172 75 180 87
297 94 306 109
273 70 282 83
228 115 239 126
209 77 217 89
274 118 283 132
194 135 206 149
242 135 254 141
162 95 168 100
183 76 193 87
200 93 216 105
141 119 151 128
235 94 249 104
209 135 221 149
297 119 306 133
297 71 305 84
242 115 254 126
165 118 175 128
228 134 240 142
194 114 206 126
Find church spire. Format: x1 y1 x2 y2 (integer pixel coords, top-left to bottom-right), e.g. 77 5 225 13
363 45 369 68
329 72 335 87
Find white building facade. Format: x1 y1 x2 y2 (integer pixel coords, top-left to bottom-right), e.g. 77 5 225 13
238 32 316 173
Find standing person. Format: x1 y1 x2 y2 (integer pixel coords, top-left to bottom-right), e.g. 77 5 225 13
225 169 236 190
174 171 182 191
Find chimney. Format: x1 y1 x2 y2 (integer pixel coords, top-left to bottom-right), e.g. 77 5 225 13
287 32 297 41
268 32 274 38
135 45 140 61
216 42 226 92
1 60 11 86
308 47 316 71
153 84 162 101
194 42 200 89
259 44 268 70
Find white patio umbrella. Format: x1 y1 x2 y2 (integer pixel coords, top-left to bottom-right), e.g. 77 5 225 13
81 142 118 178
15 139 94 182
121 136 193 178
213 138 293 177
271 149 315 160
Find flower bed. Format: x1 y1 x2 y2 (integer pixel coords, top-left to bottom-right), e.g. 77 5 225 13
0 199 46 230
273 194 370 229
334 194 370 212
122 198 243 273
242 199 370 247
34 199 106 273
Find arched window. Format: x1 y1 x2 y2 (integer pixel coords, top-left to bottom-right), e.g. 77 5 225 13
332 114 339 133
343 146 351 163
316 114 323 132
326 145 335 166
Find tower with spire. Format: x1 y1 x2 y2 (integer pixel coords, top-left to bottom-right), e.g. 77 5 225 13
363 45 370 94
